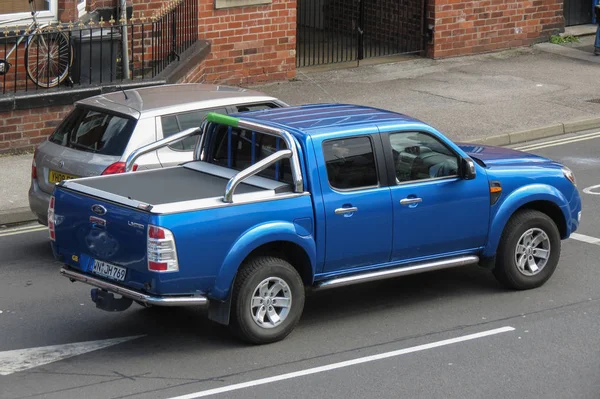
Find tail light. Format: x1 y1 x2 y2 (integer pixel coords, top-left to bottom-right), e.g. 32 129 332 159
101 162 138 175
48 195 56 241
31 149 38 179
147 225 178 272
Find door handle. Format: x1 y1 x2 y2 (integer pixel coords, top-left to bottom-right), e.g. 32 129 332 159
400 198 422 205
335 206 358 215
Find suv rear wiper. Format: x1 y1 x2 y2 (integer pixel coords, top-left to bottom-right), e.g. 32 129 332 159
68 142 99 153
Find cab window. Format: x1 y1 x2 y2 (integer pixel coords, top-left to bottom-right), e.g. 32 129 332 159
322 137 378 190
388 132 459 183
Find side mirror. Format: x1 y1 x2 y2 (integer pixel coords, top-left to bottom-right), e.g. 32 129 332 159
461 158 476 180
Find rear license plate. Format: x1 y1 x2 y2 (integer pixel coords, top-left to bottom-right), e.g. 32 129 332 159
49 170 78 184
90 260 127 282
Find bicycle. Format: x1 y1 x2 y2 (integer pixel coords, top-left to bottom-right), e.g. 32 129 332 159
0 0 73 88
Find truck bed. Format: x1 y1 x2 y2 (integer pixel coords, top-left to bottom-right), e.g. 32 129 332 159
65 162 293 206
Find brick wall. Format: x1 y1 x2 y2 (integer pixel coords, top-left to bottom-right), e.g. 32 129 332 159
89 0 117 11
430 0 564 58
0 106 71 154
197 0 297 85
58 0 78 22
132 0 164 18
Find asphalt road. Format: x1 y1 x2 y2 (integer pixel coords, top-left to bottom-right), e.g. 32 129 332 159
1 132 600 399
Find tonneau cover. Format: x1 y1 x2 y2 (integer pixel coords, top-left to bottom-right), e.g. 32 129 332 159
65 162 293 206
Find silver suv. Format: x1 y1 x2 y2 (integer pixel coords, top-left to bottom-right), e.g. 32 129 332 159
29 83 288 225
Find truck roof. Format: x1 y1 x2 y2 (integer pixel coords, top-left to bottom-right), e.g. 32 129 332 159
75 83 280 119
230 104 428 138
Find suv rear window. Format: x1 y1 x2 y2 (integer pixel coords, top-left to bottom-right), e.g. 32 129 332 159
49 106 136 156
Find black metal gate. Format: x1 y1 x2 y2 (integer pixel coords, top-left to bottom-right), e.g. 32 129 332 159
296 0 426 67
564 0 593 26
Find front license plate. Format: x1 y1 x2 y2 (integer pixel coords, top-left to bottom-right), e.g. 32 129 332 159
90 260 127 282
49 170 78 184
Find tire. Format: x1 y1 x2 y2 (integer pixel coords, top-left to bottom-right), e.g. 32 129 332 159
25 27 73 88
493 209 561 290
230 256 305 344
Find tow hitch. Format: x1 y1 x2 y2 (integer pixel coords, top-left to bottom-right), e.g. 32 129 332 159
91 288 133 312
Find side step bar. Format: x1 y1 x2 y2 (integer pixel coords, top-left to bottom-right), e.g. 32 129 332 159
314 255 479 291
60 268 209 307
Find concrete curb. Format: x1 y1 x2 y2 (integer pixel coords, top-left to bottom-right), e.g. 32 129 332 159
0 207 37 227
2 116 600 227
465 116 600 146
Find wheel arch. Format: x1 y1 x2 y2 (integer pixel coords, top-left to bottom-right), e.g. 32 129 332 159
208 222 316 325
482 185 569 258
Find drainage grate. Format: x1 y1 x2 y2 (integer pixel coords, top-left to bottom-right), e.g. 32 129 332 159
586 99 600 104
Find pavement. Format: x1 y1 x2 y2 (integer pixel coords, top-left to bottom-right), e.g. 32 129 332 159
2 32 600 226
2 131 600 399
0 153 33 226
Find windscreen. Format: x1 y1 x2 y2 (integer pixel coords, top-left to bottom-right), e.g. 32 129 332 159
49 106 137 156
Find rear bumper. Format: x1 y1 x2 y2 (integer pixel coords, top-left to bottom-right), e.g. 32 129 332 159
28 181 51 226
60 267 209 307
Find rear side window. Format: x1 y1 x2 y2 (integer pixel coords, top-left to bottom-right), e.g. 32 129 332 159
235 103 280 112
49 107 136 156
161 108 227 151
322 137 378 190
209 125 292 184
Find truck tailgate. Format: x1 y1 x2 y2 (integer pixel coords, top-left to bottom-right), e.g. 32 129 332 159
52 187 152 293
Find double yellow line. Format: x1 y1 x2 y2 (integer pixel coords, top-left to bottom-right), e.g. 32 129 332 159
515 131 600 151
0 224 47 238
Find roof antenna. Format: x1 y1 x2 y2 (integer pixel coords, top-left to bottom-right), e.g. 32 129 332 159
120 86 128 100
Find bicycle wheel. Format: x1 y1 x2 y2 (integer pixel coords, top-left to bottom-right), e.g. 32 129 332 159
25 26 73 88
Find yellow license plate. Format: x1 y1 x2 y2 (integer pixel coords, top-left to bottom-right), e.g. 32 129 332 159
49 170 78 184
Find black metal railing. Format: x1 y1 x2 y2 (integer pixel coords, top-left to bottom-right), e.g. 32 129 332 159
0 0 198 95
296 0 426 67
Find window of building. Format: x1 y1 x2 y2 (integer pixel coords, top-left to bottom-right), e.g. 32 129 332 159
0 0 57 25
77 0 87 18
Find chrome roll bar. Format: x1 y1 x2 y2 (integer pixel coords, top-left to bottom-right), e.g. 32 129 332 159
124 127 202 172
223 149 292 203
126 113 305 203
195 118 304 198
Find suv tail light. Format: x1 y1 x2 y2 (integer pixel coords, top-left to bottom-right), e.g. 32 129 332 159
147 225 179 272
101 162 138 175
31 149 38 179
48 195 56 241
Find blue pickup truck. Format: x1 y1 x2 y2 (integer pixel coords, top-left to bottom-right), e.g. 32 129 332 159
51 104 582 344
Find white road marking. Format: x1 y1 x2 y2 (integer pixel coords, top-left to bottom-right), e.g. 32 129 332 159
515 131 600 150
0 225 47 238
583 184 600 196
570 233 600 245
166 326 515 399
0 335 145 376
514 131 600 151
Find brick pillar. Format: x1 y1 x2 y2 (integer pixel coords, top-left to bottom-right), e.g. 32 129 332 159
89 0 117 10
132 0 165 19
429 0 564 59
58 0 78 22
197 0 297 85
